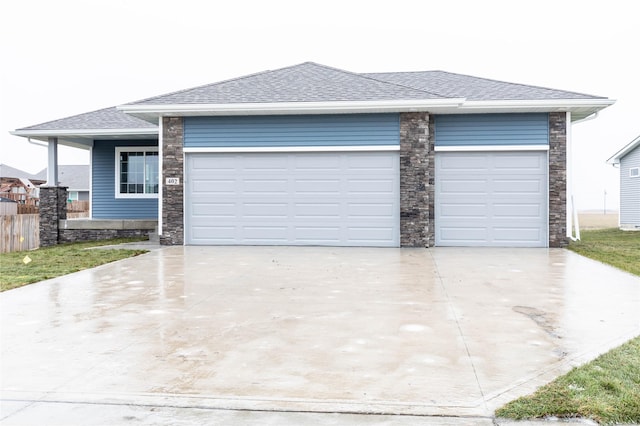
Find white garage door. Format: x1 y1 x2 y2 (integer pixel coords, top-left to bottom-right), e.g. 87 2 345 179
435 151 548 247
185 152 400 246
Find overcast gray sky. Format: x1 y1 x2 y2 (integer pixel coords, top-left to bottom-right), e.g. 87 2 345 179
1 0 637 211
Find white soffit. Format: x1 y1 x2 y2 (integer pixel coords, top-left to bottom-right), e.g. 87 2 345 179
118 98 615 122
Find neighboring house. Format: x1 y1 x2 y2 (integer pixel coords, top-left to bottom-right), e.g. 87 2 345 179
34 165 90 201
11 62 614 248
0 163 45 204
607 135 640 229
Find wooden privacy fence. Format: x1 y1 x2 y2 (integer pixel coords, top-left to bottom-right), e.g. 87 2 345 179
68 200 89 212
0 203 17 215
17 204 38 214
0 214 39 253
66 200 90 218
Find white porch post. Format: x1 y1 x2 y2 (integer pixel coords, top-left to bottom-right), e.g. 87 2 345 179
46 136 59 186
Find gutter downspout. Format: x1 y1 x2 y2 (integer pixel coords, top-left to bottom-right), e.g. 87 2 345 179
27 138 59 186
573 111 599 125
567 111 599 241
27 137 48 147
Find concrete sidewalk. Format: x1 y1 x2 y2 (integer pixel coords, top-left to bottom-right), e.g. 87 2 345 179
1 247 638 425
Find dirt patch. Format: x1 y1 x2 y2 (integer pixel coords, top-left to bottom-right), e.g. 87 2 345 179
578 212 618 230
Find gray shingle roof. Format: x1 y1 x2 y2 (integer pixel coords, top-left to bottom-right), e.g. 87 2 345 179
34 165 89 190
16 107 157 131
14 62 609 134
129 62 447 105
0 164 39 180
363 70 604 101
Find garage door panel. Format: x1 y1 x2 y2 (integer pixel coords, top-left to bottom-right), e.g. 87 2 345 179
493 154 544 170
440 227 488 242
436 151 547 247
192 226 236 240
293 155 342 171
191 156 234 170
440 179 488 194
493 203 543 218
242 203 288 218
493 228 544 242
439 155 490 171
439 203 487 218
186 152 399 246
243 179 288 194
192 179 236 194
192 202 236 217
347 154 397 169
347 227 395 243
242 226 289 241
493 179 544 194
348 179 395 194
294 203 341 218
294 227 341 242
294 179 342 194
243 155 288 170
348 203 395 218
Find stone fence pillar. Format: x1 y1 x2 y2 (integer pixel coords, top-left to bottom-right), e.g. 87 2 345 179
39 186 68 247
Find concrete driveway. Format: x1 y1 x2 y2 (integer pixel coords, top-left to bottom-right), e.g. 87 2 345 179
1 247 639 425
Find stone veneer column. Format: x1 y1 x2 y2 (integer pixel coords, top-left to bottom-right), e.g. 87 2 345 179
399 112 433 247
548 112 568 247
160 117 184 245
39 186 68 247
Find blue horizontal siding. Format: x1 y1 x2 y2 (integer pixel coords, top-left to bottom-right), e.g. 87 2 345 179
92 140 159 219
434 113 549 146
184 114 400 148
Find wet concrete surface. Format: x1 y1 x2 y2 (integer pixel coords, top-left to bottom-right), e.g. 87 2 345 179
1 247 638 425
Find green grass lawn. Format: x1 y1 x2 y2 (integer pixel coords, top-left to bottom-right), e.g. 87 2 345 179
568 228 640 276
0 238 149 292
496 228 640 425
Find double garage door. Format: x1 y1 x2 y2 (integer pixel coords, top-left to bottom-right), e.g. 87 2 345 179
185 151 548 247
186 151 400 246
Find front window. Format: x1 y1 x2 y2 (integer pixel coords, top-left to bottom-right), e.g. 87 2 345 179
116 147 159 198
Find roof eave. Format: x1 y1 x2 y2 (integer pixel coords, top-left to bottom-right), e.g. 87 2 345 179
10 128 159 148
457 99 615 121
118 98 614 122
10 128 158 138
117 99 467 121
607 135 640 165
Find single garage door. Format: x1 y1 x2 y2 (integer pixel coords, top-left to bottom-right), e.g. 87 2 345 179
435 151 548 247
185 151 400 246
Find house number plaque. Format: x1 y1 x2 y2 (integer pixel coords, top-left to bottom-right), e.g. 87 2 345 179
165 177 180 185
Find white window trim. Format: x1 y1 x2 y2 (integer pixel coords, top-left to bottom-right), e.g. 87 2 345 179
115 146 159 199
182 145 400 153
631 167 640 178
434 144 549 152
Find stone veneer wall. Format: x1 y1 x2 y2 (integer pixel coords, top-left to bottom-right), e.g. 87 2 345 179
427 117 435 247
548 112 568 247
399 112 432 247
58 229 155 243
39 186 67 247
160 117 185 245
